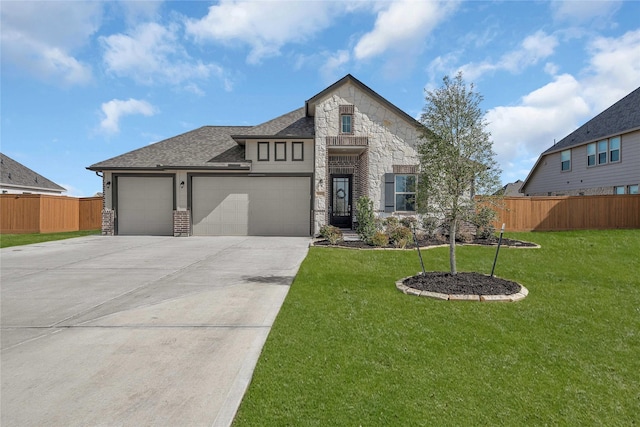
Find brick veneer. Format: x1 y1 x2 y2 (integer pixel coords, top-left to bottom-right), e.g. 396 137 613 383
173 210 191 236
102 209 115 236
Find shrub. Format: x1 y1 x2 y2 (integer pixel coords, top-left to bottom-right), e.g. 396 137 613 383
384 216 400 228
389 225 414 249
421 216 439 239
473 206 497 240
370 231 389 247
319 225 343 245
355 196 376 244
400 216 418 230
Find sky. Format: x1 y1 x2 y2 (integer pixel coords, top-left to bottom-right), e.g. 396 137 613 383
1 0 639 197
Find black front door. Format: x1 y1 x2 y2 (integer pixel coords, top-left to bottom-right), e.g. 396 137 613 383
330 174 352 228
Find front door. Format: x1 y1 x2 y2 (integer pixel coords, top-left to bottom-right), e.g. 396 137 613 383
330 174 352 228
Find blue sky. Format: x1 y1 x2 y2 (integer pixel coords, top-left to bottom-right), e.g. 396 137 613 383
2 0 639 197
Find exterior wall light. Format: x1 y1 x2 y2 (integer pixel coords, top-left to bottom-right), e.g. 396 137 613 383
106 181 111 189
180 181 185 189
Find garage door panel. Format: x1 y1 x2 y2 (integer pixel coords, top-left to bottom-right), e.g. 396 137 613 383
192 177 310 236
117 177 173 236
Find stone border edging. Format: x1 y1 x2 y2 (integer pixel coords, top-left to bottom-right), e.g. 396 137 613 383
395 275 529 302
311 240 541 250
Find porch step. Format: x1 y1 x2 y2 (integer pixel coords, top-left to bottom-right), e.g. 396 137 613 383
341 229 360 241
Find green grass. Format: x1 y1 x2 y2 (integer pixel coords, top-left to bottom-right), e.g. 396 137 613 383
0 229 100 248
234 230 640 426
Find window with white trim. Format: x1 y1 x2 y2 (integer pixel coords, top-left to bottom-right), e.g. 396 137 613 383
395 175 416 211
561 150 571 171
340 114 352 134
588 136 621 167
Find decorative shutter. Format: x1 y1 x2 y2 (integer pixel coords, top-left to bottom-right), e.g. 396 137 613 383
384 173 395 213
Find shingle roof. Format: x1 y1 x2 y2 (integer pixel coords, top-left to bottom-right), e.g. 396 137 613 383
543 86 640 154
0 153 66 192
88 107 314 170
88 126 252 170
232 107 315 139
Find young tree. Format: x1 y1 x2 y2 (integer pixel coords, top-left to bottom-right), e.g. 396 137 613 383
417 72 502 275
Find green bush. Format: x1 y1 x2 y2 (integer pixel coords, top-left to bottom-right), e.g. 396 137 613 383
388 225 414 248
355 196 376 244
473 206 497 239
400 216 417 229
370 231 389 247
319 225 343 245
421 216 439 238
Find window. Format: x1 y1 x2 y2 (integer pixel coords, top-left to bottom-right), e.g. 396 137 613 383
587 143 596 166
609 136 620 162
561 150 571 171
341 114 352 134
292 142 304 161
598 140 608 164
628 185 638 194
395 175 416 211
275 142 286 161
258 142 269 161
614 186 625 195
589 136 621 167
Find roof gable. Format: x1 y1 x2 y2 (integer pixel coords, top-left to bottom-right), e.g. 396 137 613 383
544 86 640 154
305 74 420 126
0 153 66 192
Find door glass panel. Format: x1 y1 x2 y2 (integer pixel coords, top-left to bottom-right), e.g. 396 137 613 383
333 177 350 217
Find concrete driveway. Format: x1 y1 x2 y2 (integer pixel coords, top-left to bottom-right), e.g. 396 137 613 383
1 235 310 426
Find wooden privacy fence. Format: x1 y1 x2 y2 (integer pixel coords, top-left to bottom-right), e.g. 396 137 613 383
483 195 640 232
0 194 103 234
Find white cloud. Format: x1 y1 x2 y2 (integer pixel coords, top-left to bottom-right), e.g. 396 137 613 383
459 31 558 81
185 0 340 64
320 50 351 82
99 99 157 134
551 0 622 23
0 1 101 85
486 74 590 177
354 0 459 61
101 22 228 89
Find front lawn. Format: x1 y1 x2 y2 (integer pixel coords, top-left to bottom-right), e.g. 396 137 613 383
0 230 100 248
234 230 640 426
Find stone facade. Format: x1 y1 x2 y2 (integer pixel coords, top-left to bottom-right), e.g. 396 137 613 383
101 209 115 236
173 210 191 236
313 82 420 234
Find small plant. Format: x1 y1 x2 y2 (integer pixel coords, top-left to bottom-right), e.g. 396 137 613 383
389 225 414 248
473 205 497 240
370 231 389 247
319 225 343 245
400 216 418 229
421 216 439 239
384 216 400 228
355 196 376 244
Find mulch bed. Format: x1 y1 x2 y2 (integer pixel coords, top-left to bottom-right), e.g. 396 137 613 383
403 272 521 295
313 236 537 249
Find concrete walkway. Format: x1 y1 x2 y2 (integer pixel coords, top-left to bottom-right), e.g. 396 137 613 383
1 235 310 426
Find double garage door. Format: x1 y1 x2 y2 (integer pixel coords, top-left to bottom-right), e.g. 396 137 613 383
191 176 310 236
116 176 310 236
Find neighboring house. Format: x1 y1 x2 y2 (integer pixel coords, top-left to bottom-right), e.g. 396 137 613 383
88 74 421 237
521 87 640 196
496 180 524 197
0 153 66 195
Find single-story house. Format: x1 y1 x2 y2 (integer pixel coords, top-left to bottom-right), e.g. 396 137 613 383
1 153 66 195
521 86 640 196
88 74 421 237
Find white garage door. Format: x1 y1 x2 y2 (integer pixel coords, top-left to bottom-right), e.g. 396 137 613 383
117 176 174 235
192 176 310 236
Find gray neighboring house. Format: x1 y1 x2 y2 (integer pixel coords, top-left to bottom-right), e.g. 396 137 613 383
521 86 640 196
88 74 422 237
0 153 66 195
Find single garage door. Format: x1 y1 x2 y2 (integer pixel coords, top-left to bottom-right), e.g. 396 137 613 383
117 176 174 235
192 176 310 236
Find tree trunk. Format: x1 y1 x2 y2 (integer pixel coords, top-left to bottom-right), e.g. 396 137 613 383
449 219 457 275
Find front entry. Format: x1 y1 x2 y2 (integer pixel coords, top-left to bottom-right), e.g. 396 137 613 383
330 174 352 228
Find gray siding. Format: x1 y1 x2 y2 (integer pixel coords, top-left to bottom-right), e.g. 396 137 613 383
524 129 640 195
